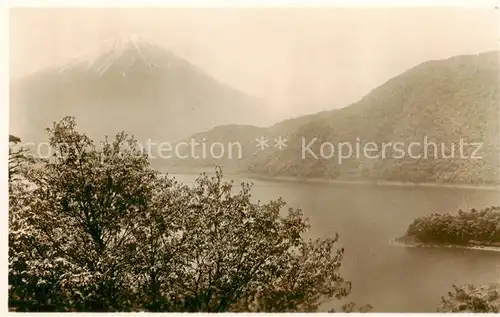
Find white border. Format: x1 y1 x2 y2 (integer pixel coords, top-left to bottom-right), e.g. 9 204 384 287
6 0 500 8
1 1 9 315
3 1 499 316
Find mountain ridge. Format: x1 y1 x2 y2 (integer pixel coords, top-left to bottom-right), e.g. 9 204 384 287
162 50 500 185
10 34 266 144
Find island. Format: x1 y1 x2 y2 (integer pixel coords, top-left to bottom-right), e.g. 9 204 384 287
394 206 500 252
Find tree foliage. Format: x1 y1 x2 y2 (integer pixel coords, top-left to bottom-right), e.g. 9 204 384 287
9 117 356 312
402 207 500 245
8 134 32 180
439 284 500 313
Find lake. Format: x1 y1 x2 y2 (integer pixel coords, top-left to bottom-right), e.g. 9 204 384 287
168 172 500 312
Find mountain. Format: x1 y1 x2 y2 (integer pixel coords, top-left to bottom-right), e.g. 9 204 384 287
166 51 500 185
153 110 334 172
10 34 264 144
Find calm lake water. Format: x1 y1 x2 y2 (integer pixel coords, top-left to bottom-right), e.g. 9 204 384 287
169 172 500 312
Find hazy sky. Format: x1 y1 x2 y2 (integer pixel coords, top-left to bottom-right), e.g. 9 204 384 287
10 7 499 119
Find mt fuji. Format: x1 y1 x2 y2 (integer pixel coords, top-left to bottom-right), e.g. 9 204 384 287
10 34 264 144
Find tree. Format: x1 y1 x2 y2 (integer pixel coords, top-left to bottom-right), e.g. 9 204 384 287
9 117 163 311
401 207 500 246
8 134 30 179
9 116 358 312
438 284 500 313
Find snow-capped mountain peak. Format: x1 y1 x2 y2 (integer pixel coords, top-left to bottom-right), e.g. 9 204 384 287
59 34 166 76
100 33 158 53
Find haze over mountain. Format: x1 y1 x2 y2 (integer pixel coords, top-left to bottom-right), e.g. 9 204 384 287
166 51 500 185
11 8 499 119
10 34 265 144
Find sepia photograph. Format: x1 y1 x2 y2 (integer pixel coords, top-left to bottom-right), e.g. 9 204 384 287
6 3 500 313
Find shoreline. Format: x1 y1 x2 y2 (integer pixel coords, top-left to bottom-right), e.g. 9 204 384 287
246 174 500 191
159 167 500 191
390 238 500 253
